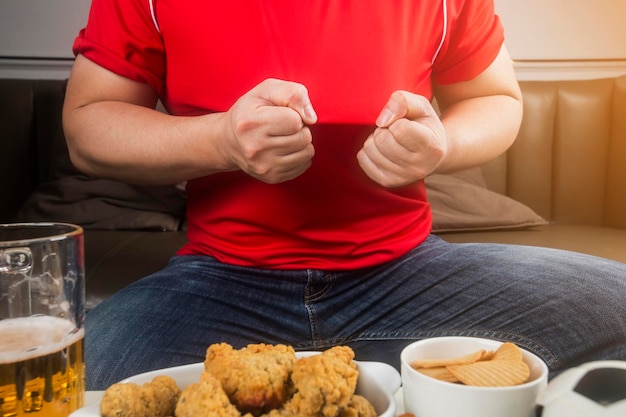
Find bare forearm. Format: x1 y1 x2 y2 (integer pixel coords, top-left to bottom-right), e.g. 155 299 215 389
63 56 317 186
432 45 523 174
65 102 226 184
64 101 232 185
435 93 522 174
62 55 235 185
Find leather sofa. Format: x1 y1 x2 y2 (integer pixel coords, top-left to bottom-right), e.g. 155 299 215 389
0 78 187 310
440 76 626 264
1 75 625 309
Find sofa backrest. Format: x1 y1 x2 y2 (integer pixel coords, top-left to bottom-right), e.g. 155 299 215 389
0 78 186 230
3 76 625 230
0 79 72 221
482 75 626 229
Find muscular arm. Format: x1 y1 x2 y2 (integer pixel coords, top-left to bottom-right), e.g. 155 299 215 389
62 55 316 185
433 45 523 173
357 46 523 187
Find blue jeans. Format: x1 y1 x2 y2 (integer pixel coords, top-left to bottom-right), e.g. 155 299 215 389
85 235 626 389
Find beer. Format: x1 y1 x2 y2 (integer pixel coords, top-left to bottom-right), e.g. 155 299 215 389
0 316 84 417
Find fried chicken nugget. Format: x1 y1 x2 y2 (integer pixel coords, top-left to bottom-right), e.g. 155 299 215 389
338 395 377 417
100 375 180 417
281 346 359 417
204 343 297 416
267 393 377 417
176 372 248 417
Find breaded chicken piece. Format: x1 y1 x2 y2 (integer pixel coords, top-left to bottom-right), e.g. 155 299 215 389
281 346 359 417
100 375 180 417
265 394 377 417
338 395 377 417
204 343 297 416
176 372 247 417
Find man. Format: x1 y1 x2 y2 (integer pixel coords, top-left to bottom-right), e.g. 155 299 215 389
63 1 626 389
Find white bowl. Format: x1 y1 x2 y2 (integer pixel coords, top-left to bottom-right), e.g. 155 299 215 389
71 352 400 417
401 337 548 417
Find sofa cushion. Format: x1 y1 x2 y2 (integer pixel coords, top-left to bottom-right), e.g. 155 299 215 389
16 176 186 231
83 230 188 310
439 224 626 265
427 168 547 233
4 79 186 231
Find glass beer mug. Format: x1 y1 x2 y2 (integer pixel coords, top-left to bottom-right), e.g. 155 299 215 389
0 223 85 417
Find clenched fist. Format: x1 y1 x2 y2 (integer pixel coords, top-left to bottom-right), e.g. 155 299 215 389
223 78 317 184
357 91 447 188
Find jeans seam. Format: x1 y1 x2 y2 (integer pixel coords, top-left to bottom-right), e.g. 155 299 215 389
304 269 321 346
332 328 561 369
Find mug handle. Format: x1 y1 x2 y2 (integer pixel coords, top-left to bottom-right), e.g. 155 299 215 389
0 248 33 274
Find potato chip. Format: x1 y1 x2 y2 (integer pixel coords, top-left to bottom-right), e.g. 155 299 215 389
410 342 530 387
410 349 487 369
481 349 497 361
416 367 459 383
491 342 523 362
447 358 530 387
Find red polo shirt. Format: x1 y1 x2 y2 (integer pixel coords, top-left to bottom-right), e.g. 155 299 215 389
74 1 504 269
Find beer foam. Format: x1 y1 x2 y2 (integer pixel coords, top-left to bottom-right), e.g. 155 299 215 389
0 316 83 364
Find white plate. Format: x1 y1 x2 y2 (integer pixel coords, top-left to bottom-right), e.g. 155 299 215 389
71 352 401 417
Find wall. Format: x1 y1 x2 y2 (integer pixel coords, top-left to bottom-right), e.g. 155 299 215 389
1 1 625 80
494 0 626 80
0 0 89 79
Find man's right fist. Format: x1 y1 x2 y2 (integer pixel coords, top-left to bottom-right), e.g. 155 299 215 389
223 78 317 184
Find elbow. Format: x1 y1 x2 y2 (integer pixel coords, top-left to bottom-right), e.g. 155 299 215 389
66 140 96 177
62 111 99 177
506 91 524 149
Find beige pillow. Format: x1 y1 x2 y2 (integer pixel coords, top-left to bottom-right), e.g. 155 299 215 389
426 168 547 233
